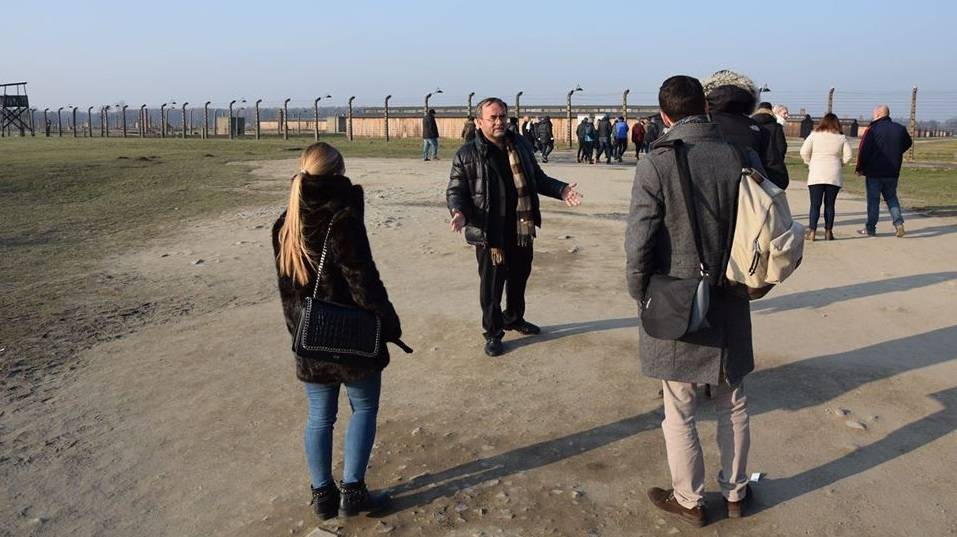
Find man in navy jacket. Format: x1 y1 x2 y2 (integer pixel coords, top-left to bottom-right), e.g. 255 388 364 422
856 105 913 237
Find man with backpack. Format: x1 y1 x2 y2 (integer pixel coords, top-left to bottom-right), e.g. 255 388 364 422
625 75 758 527
613 116 630 162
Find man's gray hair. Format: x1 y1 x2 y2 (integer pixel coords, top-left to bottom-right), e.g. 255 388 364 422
475 97 508 119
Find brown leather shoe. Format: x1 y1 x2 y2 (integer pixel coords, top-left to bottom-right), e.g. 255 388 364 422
725 484 752 518
647 487 706 527
805 228 816 241
825 229 835 241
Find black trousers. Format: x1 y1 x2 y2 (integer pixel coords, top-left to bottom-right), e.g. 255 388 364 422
808 184 841 230
540 141 554 160
476 243 533 338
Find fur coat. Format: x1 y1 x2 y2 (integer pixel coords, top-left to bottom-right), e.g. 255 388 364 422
271 174 401 384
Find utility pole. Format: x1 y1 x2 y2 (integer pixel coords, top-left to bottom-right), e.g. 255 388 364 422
827 87 835 114
255 99 262 140
283 98 291 140
347 96 356 141
384 95 391 141
622 89 630 121
908 86 918 161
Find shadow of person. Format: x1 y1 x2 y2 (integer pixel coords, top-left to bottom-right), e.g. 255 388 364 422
384 324 957 514
752 272 957 314
506 317 638 351
749 385 957 516
384 410 662 513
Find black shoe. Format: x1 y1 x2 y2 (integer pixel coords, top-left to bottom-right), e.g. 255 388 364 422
423 158 430 161
504 320 541 335
647 487 706 527
339 480 390 517
310 483 340 521
542 157 549 163
484 336 504 357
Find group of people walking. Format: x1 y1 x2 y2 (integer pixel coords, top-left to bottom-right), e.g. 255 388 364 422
272 69 916 527
575 115 654 164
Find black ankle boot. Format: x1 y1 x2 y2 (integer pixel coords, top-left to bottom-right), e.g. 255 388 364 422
310 483 340 520
339 480 390 517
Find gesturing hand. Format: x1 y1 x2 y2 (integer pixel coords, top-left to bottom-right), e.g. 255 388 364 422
449 211 466 233
562 183 583 207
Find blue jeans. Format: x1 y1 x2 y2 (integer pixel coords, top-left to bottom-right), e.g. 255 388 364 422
865 176 904 233
422 138 438 160
304 372 381 488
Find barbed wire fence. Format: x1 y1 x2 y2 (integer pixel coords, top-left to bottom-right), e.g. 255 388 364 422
6 86 956 158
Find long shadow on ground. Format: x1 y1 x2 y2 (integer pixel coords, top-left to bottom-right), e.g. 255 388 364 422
752 271 957 314
386 324 957 516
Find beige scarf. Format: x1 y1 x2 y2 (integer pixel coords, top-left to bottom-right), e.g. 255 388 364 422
490 140 535 265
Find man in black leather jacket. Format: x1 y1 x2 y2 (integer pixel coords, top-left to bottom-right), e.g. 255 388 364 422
446 97 583 356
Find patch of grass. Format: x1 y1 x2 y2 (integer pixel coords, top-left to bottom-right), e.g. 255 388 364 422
912 138 957 163
786 156 957 210
0 135 429 359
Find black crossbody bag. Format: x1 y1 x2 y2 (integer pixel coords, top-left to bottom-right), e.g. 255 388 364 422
640 140 712 340
293 213 412 362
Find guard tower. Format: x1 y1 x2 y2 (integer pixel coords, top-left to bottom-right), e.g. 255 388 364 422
1 82 33 136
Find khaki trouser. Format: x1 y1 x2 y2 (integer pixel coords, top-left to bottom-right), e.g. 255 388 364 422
661 379 750 508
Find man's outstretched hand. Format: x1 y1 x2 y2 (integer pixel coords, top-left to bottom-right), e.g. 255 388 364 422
562 183 583 207
449 210 466 232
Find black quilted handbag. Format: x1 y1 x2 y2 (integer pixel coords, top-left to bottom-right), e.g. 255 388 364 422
293 213 410 363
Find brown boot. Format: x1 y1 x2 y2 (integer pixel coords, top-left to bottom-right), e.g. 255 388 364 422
725 484 752 518
805 228 816 241
825 229 835 241
647 487 706 527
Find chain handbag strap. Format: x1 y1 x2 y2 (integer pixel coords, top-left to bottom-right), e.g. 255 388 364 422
311 212 343 299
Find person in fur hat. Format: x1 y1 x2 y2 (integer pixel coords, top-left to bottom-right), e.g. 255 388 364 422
702 70 787 189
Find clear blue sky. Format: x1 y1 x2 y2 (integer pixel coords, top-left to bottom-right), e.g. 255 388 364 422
9 0 957 119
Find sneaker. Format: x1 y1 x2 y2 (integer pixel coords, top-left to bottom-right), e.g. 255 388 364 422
857 229 876 237
484 336 504 357
310 483 340 521
895 224 906 238
726 484 752 518
647 487 706 527
339 480 390 517
504 320 541 335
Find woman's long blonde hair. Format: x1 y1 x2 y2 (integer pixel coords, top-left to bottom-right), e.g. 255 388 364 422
277 142 346 285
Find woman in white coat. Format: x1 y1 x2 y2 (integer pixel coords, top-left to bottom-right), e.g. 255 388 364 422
800 113 852 241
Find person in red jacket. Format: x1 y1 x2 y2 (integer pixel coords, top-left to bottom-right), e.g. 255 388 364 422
631 120 646 160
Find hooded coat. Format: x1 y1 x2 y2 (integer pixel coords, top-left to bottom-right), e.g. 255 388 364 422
272 175 402 384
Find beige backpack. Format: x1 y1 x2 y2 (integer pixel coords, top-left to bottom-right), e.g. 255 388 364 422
725 165 804 298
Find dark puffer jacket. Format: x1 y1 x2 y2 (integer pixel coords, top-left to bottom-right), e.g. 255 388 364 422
272 175 401 384
447 130 567 232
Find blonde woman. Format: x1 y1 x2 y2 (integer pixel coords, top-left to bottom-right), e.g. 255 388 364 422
800 113 852 240
272 142 401 519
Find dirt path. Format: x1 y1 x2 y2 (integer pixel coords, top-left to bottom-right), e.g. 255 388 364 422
3 155 956 537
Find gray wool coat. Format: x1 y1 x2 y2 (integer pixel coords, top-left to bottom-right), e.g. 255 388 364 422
625 120 755 386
